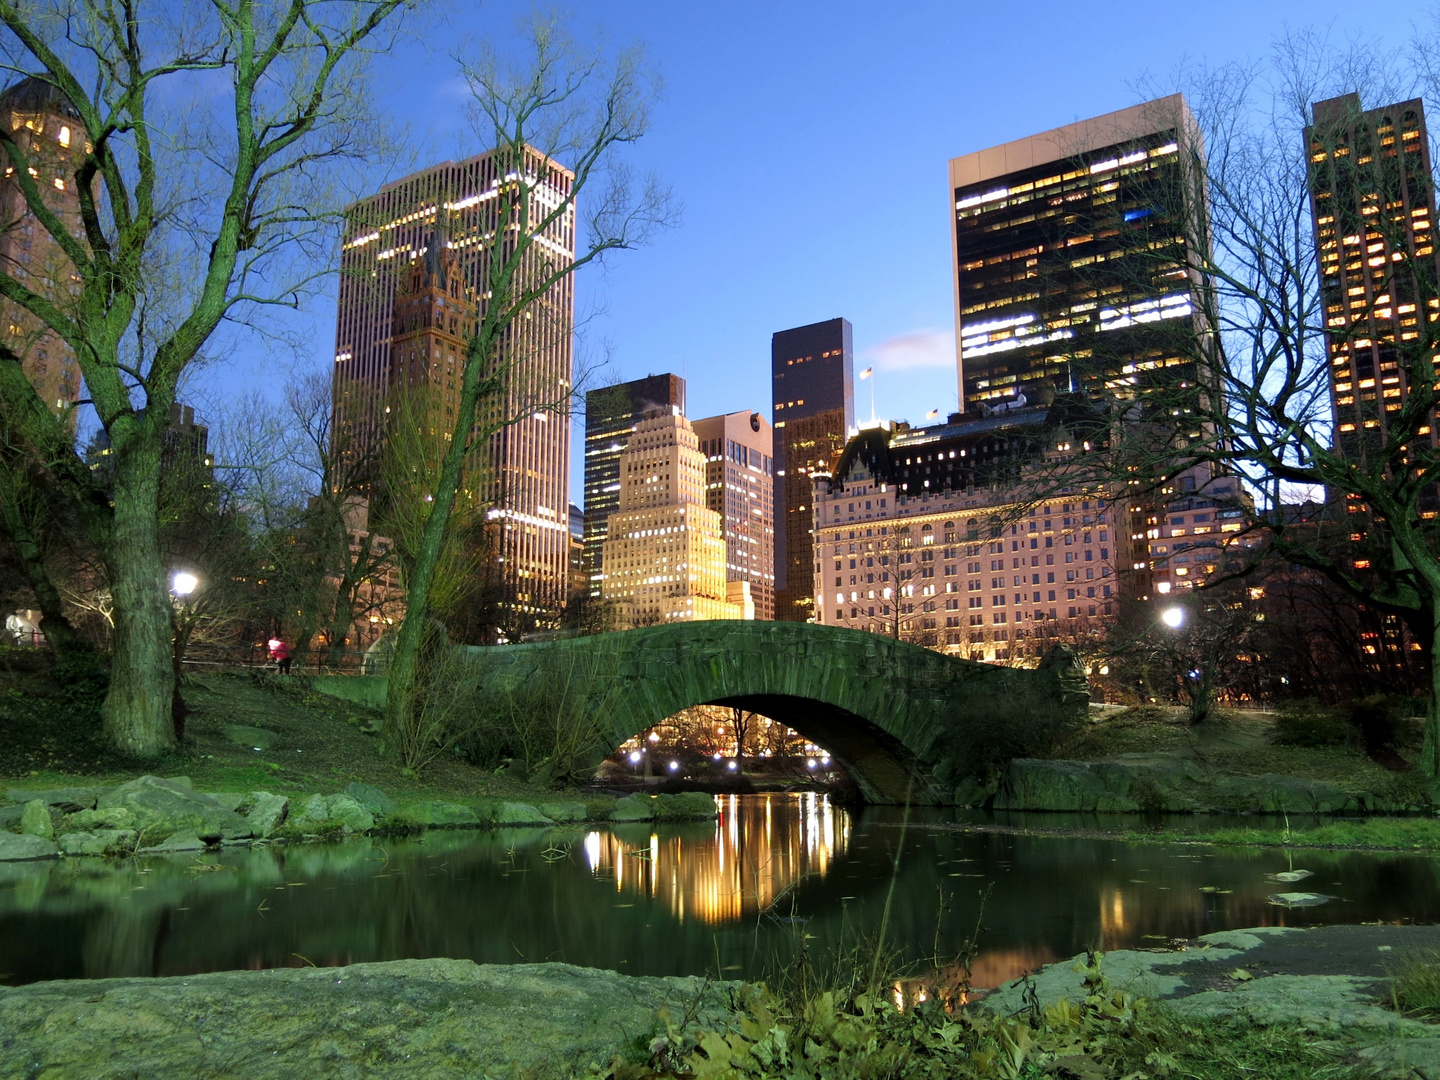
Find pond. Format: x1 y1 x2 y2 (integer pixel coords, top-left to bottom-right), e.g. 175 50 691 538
3 794 1437 988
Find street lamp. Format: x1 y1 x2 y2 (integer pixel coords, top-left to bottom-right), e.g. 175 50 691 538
1160 606 1184 629
171 571 199 598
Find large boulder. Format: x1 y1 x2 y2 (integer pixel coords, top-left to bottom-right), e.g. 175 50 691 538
611 794 656 821
138 832 207 854
19 800 53 840
538 802 589 823
344 782 397 821
5 786 105 812
405 800 480 827
244 792 289 838
0 959 737 1079
0 832 57 861
58 829 137 856
67 807 135 832
494 802 553 826
96 776 251 841
286 794 374 834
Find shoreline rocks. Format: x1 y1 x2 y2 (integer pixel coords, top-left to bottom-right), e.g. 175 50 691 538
0 776 721 861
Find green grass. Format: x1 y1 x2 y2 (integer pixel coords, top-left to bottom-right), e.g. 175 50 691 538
1390 950 1440 1019
1122 817 1440 851
0 666 594 809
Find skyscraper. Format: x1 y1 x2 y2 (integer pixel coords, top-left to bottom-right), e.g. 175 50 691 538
692 410 776 619
949 96 1208 414
331 147 575 621
582 374 686 598
771 318 855 622
0 78 83 422
1306 93 1440 463
601 409 749 627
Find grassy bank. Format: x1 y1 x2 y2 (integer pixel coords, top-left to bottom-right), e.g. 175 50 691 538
0 658 599 812
925 816 1440 853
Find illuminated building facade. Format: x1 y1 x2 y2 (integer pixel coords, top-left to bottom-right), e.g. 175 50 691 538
772 318 855 622
692 410 776 619
1305 93 1440 463
582 373 686 598
387 227 477 437
331 146 575 622
601 409 750 627
0 78 83 422
949 95 1208 414
812 400 1135 659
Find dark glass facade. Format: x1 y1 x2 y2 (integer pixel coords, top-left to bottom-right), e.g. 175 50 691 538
952 98 1206 415
771 318 855 622
582 374 686 597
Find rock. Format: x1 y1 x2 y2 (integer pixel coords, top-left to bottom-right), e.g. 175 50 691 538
325 795 375 833
139 832 207 854
494 802 553 826
19 800 52 840
538 801 589 823
57 829 138 856
4 786 105 812
66 807 135 831
205 792 247 813
0 832 57 861
222 724 280 750
406 800 480 827
245 792 288 838
611 794 657 821
0 805 21 829
0 959 738 1080
288 794 332 831
166 776 194 790
343 782 397 820
96 776 251 841
655 792 718 820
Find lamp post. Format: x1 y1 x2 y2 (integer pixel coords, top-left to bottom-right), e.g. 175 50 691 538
169 570 201 742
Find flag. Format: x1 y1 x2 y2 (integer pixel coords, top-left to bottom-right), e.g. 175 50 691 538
926 409 940 419
859 367 873 379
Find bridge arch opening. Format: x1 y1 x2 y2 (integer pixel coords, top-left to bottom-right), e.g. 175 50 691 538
609 694 927 804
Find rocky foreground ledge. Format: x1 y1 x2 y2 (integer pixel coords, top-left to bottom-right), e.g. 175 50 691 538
6 927 1440 1079
0 959 737 1079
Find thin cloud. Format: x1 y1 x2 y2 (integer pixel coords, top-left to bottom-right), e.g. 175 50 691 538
866 329 955 372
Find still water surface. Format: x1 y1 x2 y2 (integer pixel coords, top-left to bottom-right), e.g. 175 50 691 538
3 794 1438 988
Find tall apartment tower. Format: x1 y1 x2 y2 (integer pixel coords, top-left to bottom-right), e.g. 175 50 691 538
950 96 1221 605
771 318 855 622
0 78 83 421
582 374 686 598
692 410 776 619
949 96 1209 414
331 147 575 622
601 409 750 627
1306 93 1440 464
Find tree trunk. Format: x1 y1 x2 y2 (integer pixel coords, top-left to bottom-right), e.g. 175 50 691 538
102 430 176 757
1422 602 1440 780
0 494 91 664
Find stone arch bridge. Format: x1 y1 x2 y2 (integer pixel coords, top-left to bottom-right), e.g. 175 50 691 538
438 622 1089 804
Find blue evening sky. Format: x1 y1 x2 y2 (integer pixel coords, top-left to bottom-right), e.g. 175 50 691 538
191 0 1418 504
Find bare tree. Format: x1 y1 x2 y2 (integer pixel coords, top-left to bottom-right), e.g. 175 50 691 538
382 18 673 765
0 0 410 755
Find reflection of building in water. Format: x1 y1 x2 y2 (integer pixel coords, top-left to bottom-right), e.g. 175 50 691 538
582 793 849 924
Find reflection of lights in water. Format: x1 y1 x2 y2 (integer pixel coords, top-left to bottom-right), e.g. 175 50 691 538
581 793 850 924
1100 888 1129 945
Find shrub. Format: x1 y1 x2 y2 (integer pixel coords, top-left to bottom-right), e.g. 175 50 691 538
1270 700 1350 747
1346 694 1407 753
1390 950 1440 1018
